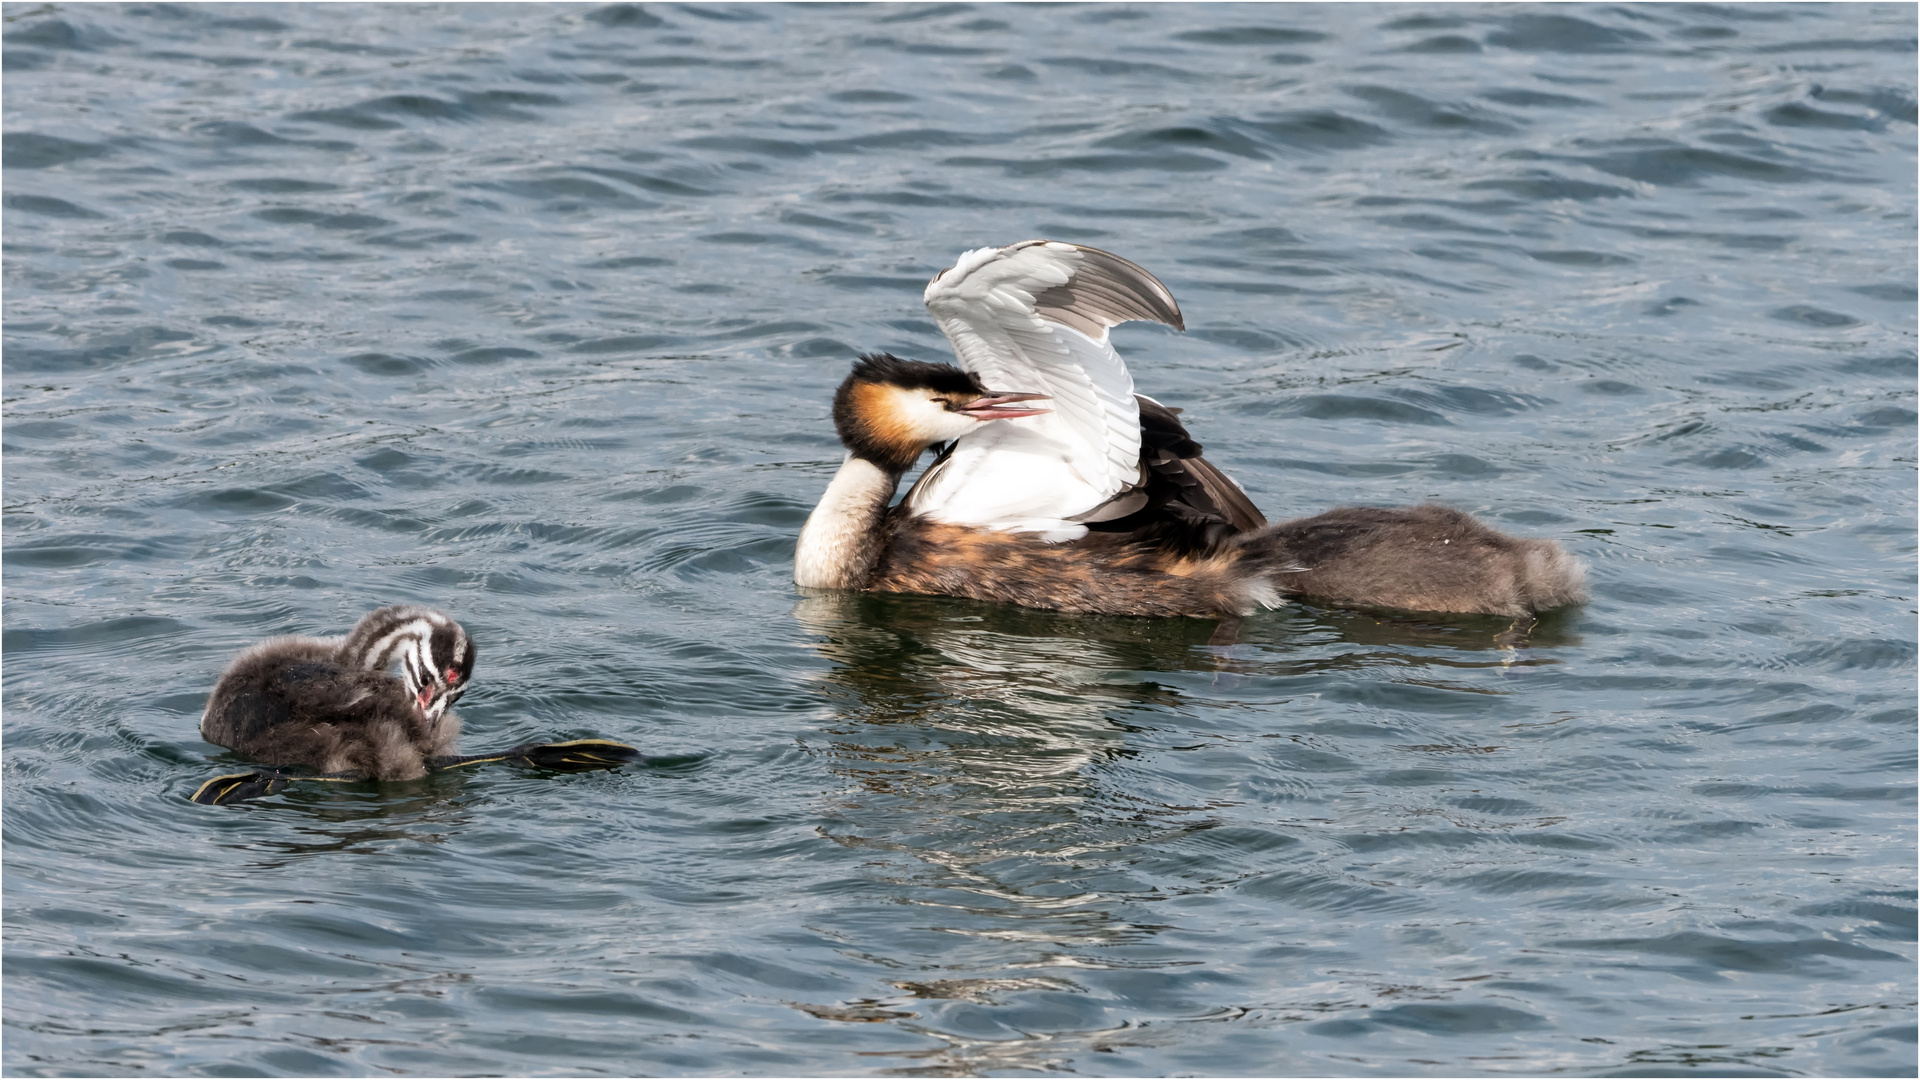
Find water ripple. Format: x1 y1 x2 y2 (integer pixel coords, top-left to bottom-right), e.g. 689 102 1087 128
4 3 1913 1077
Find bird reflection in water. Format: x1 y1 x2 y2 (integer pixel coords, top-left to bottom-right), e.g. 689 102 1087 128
788 592 1580 1071
798 591 1579 748
797 590 1216 734
794 588 1579 828
791 589 1222 874
793 591 1219 1071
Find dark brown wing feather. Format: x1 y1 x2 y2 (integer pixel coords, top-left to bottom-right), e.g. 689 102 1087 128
1074 395 1266 554
1184 455 1266 533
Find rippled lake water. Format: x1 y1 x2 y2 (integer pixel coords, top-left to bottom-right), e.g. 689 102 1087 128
4 3 1915 1076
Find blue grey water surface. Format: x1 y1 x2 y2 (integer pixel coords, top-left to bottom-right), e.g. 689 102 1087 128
3 2 1915 1076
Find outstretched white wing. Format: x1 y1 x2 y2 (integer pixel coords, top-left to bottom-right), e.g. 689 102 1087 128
908 240 1184 539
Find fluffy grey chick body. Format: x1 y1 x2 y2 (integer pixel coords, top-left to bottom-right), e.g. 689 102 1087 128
200 605 474 781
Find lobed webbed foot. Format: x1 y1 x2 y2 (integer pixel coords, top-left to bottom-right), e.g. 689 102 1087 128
508 738 646 771
427 738 645 774
189 769 365 805
191 771 292 805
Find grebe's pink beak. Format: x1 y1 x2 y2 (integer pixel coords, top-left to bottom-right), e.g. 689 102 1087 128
962 391 1050 420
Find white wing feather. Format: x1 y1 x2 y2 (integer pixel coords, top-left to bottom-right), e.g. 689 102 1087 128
911 241 1183 539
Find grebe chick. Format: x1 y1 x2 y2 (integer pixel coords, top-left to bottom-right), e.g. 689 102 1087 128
794 240 1586 619
194 605 640 805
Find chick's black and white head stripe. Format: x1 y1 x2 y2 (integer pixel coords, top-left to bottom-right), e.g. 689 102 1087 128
338 605 476 720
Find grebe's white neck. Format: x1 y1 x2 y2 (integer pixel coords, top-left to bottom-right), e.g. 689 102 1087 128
794 454 900 590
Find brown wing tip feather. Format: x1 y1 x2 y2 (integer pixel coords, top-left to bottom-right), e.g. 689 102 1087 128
1017 240 1185 336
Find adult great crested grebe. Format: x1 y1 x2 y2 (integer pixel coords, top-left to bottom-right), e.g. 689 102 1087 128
193 605 641 804
795 240 1586 619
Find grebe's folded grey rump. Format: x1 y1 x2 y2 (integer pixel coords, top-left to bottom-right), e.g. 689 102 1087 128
795 240 1586 619
193 605 640 804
